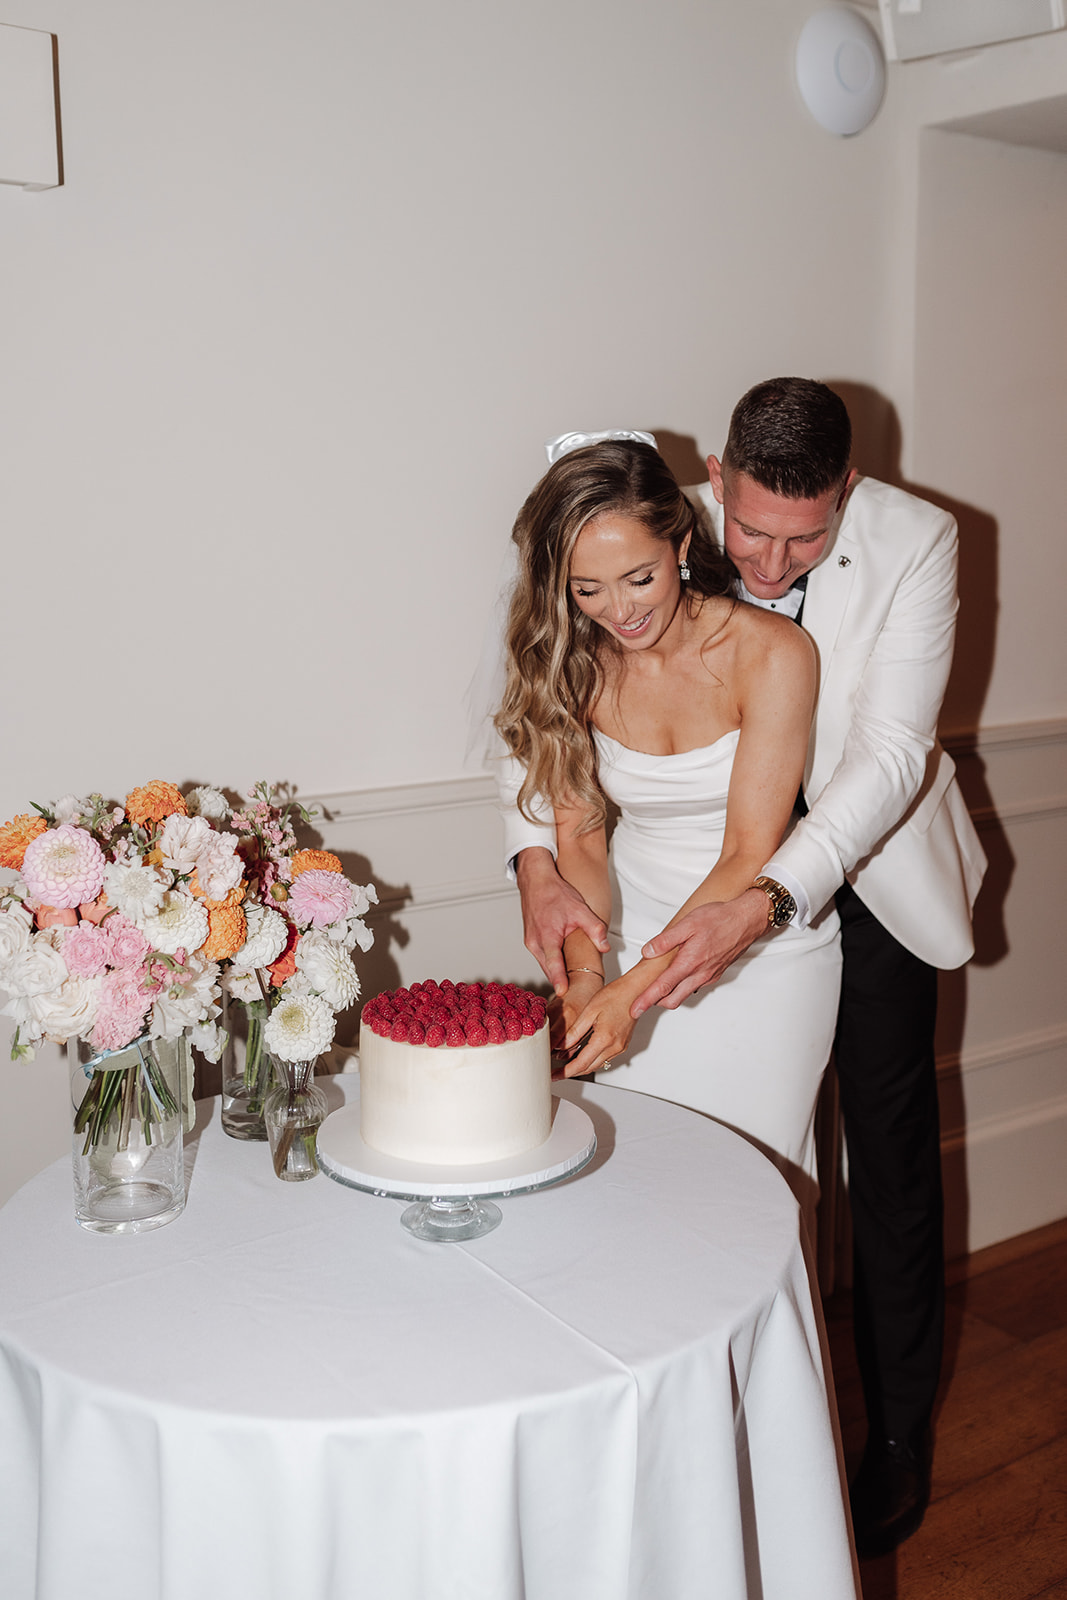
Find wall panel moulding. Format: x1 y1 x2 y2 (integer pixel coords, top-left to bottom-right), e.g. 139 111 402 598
877 0 1065 62
0 22 61 190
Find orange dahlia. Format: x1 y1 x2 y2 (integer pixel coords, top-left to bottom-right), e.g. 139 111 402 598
0 813 49 871
290 849 342 879
126 781 188 829
201 901 248 962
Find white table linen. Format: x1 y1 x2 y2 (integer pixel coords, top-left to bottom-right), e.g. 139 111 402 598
0 1081 858 1600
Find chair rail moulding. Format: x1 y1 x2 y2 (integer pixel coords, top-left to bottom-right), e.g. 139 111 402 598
0 22 61 190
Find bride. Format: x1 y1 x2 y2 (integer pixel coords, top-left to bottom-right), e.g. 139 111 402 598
493 433 841 1204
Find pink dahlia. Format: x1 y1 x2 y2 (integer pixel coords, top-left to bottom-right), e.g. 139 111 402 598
288 869 353 930
22 825 106 911
62 922 111 978
91 965 152 1052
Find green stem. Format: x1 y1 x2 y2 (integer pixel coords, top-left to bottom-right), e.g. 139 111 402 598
242 1002 272 1114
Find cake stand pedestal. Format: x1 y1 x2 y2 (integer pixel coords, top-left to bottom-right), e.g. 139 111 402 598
316 1091 597 1241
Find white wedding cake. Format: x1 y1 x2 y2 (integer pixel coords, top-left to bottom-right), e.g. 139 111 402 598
358 980 552 1166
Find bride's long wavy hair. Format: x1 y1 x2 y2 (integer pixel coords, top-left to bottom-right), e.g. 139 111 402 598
495 440 735 831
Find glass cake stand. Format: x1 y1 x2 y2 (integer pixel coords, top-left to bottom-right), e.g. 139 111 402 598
315 1091 597 1241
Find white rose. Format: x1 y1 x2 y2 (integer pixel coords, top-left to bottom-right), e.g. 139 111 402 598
4 933 68 998
158 814 214 876
28 973 100 1043
0 904 34 980
149 952 219 1037
195 834 243 900
186 787 231 822
52 795 91 826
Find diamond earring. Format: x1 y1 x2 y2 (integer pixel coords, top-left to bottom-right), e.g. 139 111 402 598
679 558 691 582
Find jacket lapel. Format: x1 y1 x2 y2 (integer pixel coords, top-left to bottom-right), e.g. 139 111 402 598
800 481 861 668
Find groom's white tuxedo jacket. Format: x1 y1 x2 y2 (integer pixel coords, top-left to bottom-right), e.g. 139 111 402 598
690 474 986 969
498 474 986 972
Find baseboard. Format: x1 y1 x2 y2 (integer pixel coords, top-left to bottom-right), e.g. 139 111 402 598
946 1215 1067 1285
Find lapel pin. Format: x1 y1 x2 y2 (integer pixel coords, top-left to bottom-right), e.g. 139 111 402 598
838 555 851 567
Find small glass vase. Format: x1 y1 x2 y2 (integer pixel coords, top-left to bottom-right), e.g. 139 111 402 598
263 1057 328 1182
221 997 272 1141
68 1034 187 1233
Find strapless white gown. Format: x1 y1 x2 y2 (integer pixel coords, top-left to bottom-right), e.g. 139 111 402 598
594 728 842 1201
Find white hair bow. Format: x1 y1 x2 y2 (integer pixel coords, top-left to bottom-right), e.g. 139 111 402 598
544 429 657 465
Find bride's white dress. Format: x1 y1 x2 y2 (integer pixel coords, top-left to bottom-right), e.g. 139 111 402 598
594 727 842 1196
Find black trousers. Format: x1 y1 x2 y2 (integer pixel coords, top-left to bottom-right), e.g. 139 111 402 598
833 880 944 1447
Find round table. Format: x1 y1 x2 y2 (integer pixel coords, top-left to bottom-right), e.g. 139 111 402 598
0 1081 858 1600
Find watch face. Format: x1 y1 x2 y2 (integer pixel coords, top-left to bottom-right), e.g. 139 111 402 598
773 894 797 927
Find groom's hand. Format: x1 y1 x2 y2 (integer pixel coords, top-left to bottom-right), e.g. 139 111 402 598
630 891 768 1017
515 847 610 996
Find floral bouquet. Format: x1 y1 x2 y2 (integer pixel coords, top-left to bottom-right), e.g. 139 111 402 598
0 780 376 1164
209 784 377 1137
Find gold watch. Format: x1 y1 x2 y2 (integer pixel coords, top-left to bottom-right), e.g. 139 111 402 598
752 876 797 929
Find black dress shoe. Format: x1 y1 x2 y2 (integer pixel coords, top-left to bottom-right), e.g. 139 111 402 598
849 1432 931 1558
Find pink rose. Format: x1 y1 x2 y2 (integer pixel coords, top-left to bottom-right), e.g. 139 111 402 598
63 922 111 978
103 914 151 971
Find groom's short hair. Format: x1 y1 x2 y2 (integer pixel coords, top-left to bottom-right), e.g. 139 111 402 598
723 378 851 500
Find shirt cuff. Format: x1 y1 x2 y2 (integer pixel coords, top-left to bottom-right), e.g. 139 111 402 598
759 859 811 929
505 842 558 885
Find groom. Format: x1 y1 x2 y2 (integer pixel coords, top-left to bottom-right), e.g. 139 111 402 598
503 378 987 1557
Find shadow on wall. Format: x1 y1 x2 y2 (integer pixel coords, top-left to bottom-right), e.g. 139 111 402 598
827 381 1015 1270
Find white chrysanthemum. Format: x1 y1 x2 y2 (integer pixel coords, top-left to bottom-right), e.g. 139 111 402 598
186 786 231 822
295 930 360 1010
104 858 168 924
196 833 243 900
141 890 210 957
263 990 335 1062
0 903 34 979
28 973 100 1043
232 902 288 969
223 967 264 1004
158 813 214 876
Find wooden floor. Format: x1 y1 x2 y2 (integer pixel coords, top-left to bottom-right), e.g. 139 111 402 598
825 1219 1067 1600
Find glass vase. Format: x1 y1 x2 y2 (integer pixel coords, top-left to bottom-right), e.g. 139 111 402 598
263 1057 328 1182
68 1034 187 1233
221 997 272 1141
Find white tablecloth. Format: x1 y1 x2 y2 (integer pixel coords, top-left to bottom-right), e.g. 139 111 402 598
0 1081 858 1600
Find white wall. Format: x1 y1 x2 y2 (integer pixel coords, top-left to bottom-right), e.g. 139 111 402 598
2 3 1066 1251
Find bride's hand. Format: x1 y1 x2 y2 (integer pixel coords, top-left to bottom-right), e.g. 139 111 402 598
557 978 636 1079
549 970 603 1052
